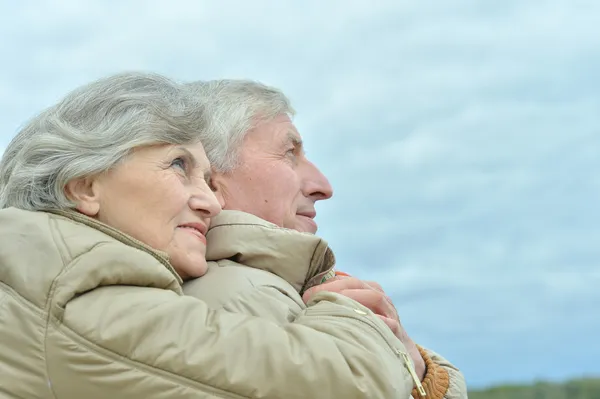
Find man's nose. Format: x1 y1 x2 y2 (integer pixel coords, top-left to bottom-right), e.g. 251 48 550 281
302 160 333 201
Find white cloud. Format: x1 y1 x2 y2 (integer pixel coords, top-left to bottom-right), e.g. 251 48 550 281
1 0 599 388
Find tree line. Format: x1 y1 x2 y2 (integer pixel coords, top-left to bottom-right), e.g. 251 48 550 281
468 378 600 399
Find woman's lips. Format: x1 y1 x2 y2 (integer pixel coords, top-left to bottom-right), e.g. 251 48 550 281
177 225 207 245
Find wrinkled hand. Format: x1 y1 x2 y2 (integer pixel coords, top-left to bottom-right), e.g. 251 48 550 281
303 276 426 381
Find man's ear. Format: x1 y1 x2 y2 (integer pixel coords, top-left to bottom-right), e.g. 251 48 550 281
64 177 101 217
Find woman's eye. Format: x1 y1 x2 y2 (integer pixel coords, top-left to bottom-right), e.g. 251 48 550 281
171 157 187 171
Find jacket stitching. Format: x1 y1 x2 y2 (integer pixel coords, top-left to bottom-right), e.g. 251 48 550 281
0 281 56 398
308 240 320 269
46 211 182 285
43 241 109 312
47 216 73 270
0 281 45 316
42 240 110 399
219 283 305 318
204 263 305 310
0 291 7 309
209 222 316 237
38 241 246 399
51 322 250 399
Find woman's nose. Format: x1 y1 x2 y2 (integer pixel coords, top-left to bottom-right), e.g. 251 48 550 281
189 186 222 218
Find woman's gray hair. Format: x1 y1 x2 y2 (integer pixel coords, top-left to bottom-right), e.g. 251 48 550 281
184 79 295 172
0 72 204 211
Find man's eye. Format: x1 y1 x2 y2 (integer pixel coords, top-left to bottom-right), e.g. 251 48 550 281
207 177 217 192
171 157 186 171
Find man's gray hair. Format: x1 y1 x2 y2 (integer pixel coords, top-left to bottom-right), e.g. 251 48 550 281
184 79 295 172
0 72 204 211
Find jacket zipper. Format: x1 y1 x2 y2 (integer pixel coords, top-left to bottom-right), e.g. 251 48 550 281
400 351 427 397
308 309 426 396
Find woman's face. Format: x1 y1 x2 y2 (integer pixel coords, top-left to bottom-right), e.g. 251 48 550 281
69 142 221 279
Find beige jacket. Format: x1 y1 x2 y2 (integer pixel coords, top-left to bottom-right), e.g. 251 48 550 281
0 207 419 398
184 211 468 399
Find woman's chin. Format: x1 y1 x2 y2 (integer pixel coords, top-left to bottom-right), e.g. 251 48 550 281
173 258 209 281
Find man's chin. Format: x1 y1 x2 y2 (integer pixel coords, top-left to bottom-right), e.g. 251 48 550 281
295 215 318 234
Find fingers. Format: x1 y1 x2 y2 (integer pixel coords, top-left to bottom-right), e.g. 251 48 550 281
338 289 398 321
377 315 401 335
334 271 352 278
303 278 398 319
302 277 369 302
364 281 384 292
326 275 350 283
302 276 404 335
359 282 398 318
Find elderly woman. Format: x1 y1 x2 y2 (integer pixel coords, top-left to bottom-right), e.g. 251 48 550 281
182 79 468 399
0 72 416 398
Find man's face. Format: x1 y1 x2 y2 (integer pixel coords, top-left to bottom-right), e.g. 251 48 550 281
212 114 333 233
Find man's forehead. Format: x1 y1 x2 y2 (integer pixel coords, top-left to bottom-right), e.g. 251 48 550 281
250 116 303 147
278 121 302 141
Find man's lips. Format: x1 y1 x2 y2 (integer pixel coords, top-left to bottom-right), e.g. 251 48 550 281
296 212 317 231
297 211 316 219
177 222 208 245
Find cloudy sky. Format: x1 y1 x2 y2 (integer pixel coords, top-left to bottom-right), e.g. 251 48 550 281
1 0 598 389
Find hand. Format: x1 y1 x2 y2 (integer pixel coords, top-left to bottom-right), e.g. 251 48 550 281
303 276 426 381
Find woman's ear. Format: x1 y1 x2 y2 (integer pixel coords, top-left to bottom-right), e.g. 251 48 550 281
64 177 101 217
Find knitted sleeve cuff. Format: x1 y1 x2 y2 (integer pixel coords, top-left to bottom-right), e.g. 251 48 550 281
411 345 450 399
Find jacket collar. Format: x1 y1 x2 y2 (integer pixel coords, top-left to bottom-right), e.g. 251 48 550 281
46 209 183 285
205 210 336 294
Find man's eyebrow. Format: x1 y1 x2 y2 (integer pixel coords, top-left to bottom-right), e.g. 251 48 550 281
203 169 212 182
287 132 303 149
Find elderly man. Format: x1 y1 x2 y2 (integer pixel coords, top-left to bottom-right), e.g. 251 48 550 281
183 79 467 398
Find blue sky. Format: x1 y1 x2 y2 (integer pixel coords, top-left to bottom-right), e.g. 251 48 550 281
1 0 598 389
